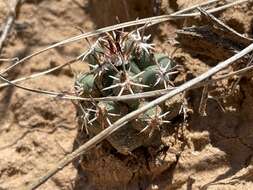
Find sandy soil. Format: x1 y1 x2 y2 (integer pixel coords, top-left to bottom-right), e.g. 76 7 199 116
0 0 253 190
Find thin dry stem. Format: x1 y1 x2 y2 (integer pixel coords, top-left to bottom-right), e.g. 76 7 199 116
1 63 253 104
198 85 209 116
0 58 78 89
197 7 253 42
0 0 20 52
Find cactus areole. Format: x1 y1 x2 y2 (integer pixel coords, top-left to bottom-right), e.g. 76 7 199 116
75 30 181 155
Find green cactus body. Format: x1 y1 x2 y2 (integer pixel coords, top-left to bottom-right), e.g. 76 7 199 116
111 71 142 96
142 65 159 89
135 102 162 131
96 101 127 129
109 71 142 109
124 38 135 55
95 70 115 96
87 101 121 135
129 59 141 74
154 53 175 69
87 119 101 136
76 32 181 155
134 51 154 70
86 45 104 66
155 53 177 83
163 93 183 121
76 73 100 97
142 54 175 91
98 101 121 117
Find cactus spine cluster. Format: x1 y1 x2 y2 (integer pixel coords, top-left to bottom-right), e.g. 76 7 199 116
75 30 180 155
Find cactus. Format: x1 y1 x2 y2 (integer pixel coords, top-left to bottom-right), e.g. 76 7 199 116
75 31 181 154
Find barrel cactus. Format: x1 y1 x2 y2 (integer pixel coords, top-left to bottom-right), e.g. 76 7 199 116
75 30 182 155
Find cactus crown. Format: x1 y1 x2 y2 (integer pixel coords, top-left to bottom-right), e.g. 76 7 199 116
75 30 181 154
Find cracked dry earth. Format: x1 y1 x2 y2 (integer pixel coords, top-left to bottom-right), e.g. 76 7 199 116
1 0 253 190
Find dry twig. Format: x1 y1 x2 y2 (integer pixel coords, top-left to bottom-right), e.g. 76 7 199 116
0 57 18 62
0 57 78 89
1 62 253 104
0 0 20 52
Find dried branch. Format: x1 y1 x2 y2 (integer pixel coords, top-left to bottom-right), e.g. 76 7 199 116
27 42 253 190
0 57 19 62
0 0 21 52
1 62 253 103
177 5 253 61
198 85 209 116
170 0 220 15
198 7 253 43
0 57 78 89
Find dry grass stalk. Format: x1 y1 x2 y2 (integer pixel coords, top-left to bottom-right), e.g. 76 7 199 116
0 0 21 52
